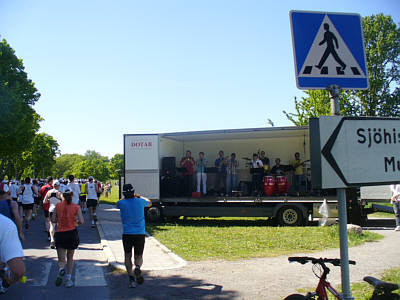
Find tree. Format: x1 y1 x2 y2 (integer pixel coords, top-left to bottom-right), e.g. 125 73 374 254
0 39 41 178
7 133 59 179
84 150 108 162
73 159 110 182
109 154 123 179
52 154 84 179
283 14 400 125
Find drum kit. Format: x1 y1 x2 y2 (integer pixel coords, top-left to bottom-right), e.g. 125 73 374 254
263 175 290 196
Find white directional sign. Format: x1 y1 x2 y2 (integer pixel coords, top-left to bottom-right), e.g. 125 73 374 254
290 11 369 89
310 116 400 189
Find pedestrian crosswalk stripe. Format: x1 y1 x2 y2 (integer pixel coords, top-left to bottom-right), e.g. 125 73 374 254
28 261 52 286
75 262 107 287
302 65 362 76
24 261 107 287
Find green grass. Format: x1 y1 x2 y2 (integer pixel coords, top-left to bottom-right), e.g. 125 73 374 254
324 267 400 299
366 201 395 218
99 183 120 205
146 218 382 261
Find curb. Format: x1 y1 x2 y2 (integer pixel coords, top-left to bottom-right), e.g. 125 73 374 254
96 220 187 271
96 221 125 270
145 233 187 270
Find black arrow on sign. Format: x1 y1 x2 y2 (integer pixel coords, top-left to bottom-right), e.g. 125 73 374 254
321 117 349 186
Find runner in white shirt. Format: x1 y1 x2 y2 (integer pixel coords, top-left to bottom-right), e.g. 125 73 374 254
0 214 25 294
9 181 18 202
85 176 100 228
66 175 80 205
391 184 400 231
43 180 62 249
59 179 66 193
17 177 37 230
32 179 40 219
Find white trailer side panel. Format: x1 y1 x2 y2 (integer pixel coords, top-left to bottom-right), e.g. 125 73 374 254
124 134 160 199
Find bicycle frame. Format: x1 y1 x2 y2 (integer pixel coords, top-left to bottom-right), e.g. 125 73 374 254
314 277 342 300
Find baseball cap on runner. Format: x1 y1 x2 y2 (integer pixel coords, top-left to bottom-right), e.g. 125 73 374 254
63 188 73 196
88 176 94 180
122 184 135 198
53 180 60 187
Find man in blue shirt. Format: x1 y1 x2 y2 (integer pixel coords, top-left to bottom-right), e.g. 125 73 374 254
116 184 152 288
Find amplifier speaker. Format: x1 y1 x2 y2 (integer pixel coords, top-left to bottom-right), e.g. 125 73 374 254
161 157 176 176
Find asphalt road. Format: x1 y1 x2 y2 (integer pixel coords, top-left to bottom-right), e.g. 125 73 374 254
5 209 114 300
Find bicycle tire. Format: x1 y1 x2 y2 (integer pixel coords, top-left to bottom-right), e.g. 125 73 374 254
284 294 308 300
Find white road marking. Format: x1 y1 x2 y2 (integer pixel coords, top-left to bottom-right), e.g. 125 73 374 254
75 261 107 287
27 261 52 286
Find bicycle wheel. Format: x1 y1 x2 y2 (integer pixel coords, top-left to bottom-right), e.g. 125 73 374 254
284 294 307 300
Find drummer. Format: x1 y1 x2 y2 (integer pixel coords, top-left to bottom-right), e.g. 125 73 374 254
260 151 270 175
270 158 285 176
250 153 263 196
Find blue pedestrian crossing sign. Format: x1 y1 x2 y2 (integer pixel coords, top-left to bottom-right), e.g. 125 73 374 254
290 10 369 90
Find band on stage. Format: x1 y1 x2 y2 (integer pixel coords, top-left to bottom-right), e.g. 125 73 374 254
161 150 309 198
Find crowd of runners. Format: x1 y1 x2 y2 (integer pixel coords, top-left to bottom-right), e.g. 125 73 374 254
0 175 107 291
0 175 151 293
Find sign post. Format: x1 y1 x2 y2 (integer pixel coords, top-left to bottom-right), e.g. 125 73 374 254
328 84 351 299
290 10 371 299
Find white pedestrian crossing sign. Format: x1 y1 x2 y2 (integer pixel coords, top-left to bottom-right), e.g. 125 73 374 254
290 11 369 89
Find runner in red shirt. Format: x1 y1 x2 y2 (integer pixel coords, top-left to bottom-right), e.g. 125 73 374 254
40 176 53 241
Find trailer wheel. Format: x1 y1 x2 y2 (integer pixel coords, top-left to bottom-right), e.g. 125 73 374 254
278 206 303 226
147 206 162 222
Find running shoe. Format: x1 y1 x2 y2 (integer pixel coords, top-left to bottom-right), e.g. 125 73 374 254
395 226 400 231
50 241 55 249
128 277 136 288
55 268 65 286
93 215 98 222
134 267 144 284
32 214 35 220
65 279 73 288
91 220 95 228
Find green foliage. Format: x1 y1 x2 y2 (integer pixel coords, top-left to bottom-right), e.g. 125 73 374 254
52 154 84 179
73 158 110 182
357 14 400 116
51 152 123 182
84 150 108 162
109 154 123 179
284 14 400 125
0 39 42 178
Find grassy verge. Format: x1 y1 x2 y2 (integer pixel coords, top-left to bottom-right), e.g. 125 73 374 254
366 201 395 218
329 267 400 299
99 184 119 205
146 218 382 261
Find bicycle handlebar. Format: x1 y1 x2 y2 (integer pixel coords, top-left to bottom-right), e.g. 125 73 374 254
288 256 356 266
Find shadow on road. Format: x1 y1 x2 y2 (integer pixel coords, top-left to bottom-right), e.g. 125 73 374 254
107 268 238 300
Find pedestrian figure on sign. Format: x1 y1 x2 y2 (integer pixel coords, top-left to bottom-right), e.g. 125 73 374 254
315 23 346 71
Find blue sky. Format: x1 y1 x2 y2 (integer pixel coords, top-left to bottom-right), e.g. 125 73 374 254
1 1 399 158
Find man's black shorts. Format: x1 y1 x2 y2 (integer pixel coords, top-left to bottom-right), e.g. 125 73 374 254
22 203 34 210
79 195 86 202
87 199 98 208
122 234 145 256
34 196 41 205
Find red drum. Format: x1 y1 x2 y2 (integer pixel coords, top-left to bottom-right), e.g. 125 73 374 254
276 176 287 195
264 176 275 196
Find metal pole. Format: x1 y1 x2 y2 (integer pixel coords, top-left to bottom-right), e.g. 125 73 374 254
327 84 353 300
